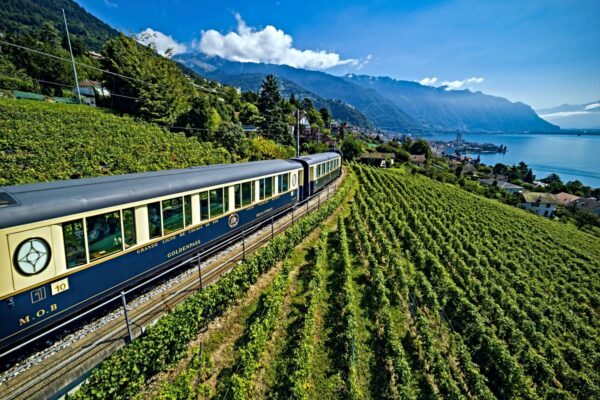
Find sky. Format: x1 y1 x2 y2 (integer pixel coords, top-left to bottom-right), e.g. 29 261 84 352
77 0 600 109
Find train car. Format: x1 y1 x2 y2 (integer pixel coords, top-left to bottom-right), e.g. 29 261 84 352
0 159 304 352
292 152 342 201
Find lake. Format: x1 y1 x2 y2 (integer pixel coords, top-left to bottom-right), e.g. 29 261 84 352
417 132 600 188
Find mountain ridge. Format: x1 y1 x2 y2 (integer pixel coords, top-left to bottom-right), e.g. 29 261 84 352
176 53 560 133
0 0 119 50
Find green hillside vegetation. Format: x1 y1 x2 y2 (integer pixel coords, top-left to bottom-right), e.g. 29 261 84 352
0 0 119 50
125 164 599 399
0 98 230 185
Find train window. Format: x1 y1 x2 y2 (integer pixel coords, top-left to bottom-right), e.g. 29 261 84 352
242 181 253 206
87 211 122 261
122 208 136 248
265 177 273 198
63 220 86 268
224 187 229 213
148 202 162 239
210 188 224 217
163 197 184 234
200 191 209 220
184 195 192 227
279 173 289 192
259 179 265 200
234 184 242 209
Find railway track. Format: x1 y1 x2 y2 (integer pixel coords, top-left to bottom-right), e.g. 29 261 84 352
0 177 342 400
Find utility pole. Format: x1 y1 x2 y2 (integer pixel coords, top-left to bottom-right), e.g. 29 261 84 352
296 108 300 157
62 8 81 104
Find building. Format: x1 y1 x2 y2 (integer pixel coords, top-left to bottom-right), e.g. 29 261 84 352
409 154 426 167
572 197 600 215
74 80 110 107
479 179 524 194
360 152 395 167
521 192 558 217
555 192 581 206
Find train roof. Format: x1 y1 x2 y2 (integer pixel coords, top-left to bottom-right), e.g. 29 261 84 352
291 152 340 165
0 159 301 229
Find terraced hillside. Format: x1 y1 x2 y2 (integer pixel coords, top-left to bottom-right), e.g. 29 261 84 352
0 98 230 185
134 165 599 399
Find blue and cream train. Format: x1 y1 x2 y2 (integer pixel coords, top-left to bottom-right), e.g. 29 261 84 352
0 152 342 352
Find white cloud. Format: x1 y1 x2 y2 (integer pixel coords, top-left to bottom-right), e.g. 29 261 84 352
539 111 594 118
355 54 373 70
419 77 438 86
104 0 118 8
136 28 188 58
197 14 358 70
584 103 600 111
440 76 484 91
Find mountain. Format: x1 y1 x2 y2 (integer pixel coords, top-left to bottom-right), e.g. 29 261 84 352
344 74 560 132
203 72 372 129
0 0 119 50
176 53 559 133
174 53 419 131
537 101 600 129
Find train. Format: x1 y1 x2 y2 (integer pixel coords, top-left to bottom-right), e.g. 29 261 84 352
0 152 342 353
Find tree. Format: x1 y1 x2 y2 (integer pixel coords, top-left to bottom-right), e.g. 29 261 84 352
524 168 534 183
248 136 295 160
301 97 314 111
541 173 565 193
341 136 364 161
319 107 331 127
216 122 249 160
409 139 432 159
258 75 291 145
177 95 219 140
565 180 590 197
239 102 263 126
102 34 193 124
541 173 562 184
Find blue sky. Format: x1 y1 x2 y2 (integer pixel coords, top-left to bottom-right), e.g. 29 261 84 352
77 0 599 109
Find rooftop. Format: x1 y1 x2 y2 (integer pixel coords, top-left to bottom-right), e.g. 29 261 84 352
523 192 557 204
409 154 426 162
555 192 581 205
360 152 395 160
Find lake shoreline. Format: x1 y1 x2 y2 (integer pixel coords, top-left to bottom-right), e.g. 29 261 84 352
414 132 600 188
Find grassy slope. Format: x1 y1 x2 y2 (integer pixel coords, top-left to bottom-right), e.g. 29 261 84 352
0 98 231 185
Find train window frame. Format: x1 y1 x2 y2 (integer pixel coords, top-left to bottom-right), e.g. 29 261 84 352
122 208 136 249
86 211 123 262
162 197 184 235
147 202 162 239
62 219 87 268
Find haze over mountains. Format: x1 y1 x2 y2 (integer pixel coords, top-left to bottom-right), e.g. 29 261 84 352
175 53 559 133
1 0 562 134
538 101 600 130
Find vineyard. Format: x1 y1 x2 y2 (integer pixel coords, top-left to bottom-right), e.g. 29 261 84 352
339 165 599 400
0 98 231 185
73 165 598 399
